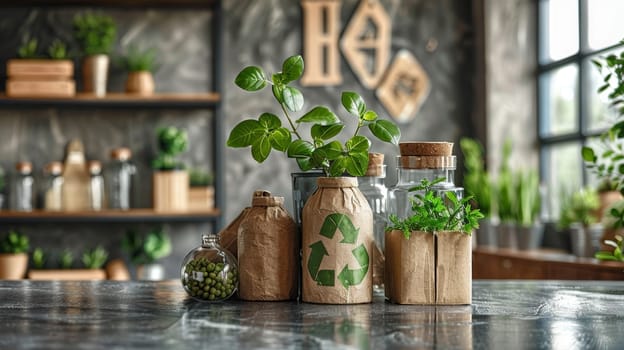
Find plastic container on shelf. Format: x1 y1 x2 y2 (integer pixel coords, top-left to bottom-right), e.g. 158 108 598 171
10 161 34 211
105 147 136 210
180 233 238 302
88 160 105 211
42 161 64 211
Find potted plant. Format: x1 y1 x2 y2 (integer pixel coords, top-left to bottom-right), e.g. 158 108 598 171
73 13 116 97
515 170 543 250
152 126 189 211
595 235 624 262
188 168 214 211
558 187 600 257
496 139 517 249
118 46 157 95
596 179 623 221
227 55 400 304
28 247 108 280
0 230 29 279
386 178 483 304
6 37 75 98
122 228 171 280
460 137 496 247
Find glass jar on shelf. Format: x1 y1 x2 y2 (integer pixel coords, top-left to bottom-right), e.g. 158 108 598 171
42 161 64 211
181 233 239 302
10 161 34 211
105 147 136 210
88 160 105 211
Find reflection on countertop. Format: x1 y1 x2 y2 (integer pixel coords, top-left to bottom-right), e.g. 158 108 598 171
0 280 623 349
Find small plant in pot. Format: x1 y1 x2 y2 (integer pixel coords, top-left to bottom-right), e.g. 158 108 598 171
73 13 116 97
122 228 171 280
496 139 517 249
0 230 30 280
152 126 189 211
188 168 214 211
558 187 600 257
386 178 483 304
515 170 543 250
118 45 157 95
227 54 401 304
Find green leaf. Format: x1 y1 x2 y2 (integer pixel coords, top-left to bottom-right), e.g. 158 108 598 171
287 140 314 158
363 110 378 121
581 146 596 162
328 156 348 176
345 135 371 153
296 157 314 171
316 141 343 160
282 86 304 112
251 137 271 162
235 66 267 91
341 91 366 117
311 124 345 140
272 73 284 85
297 106 340 125
269 127 292 152
272 84 284 104
368 119 401 145
281 55 304 83
227 120 262 147
344 152 368 176
258 113 281 130
598 83 610 93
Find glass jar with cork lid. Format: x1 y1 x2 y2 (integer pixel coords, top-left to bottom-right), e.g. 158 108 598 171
105 147 136 210
10 161 34 211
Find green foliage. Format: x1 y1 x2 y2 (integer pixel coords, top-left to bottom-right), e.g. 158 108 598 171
82 246 109 269
460 137 494 217
595 235 624 262
32 247 45 269
189 168 213 187
118 46 157 72
497 139 516 222
227 55 401 177
17 37 39 59
73 13 117 56
122 228 171 265
152 126 188 170
59 249 74 269
386 178 483 238
0 230 29 254
557 187 599 229
48 39 70 60
0 167 5 193
516 170 540 227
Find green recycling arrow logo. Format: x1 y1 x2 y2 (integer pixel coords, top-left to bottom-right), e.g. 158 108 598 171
307 213 369 288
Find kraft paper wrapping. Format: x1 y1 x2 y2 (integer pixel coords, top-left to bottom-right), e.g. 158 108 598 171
385 230 435 304
218 207 251 257
302 177 374 304
238 191 298 301
436 231 472 305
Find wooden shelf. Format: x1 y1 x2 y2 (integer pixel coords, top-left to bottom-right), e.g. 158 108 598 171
0 0 218 9
0 92 221 109
0 208 221 224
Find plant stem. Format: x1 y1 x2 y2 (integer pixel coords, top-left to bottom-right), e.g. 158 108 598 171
353 120 362 138
280 103 303 140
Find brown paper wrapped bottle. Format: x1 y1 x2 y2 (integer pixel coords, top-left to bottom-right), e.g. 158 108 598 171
238 191 298 301
302 177 374 304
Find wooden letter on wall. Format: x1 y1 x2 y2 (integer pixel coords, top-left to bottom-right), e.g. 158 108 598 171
340 0 391 89
376 50 430 123
300 0 342 86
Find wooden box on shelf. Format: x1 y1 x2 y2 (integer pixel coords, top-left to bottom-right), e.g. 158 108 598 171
153 171 189 212
28 269 106 281
188 186 214 211
5 59 75 98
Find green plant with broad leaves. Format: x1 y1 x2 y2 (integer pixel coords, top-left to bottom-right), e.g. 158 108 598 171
152 126 188 170
386 178 483 238
557 187 599 230
59 249 74 269
227 55 401 177
460 137 494 218
73 13 116 56
118 46 157 72
82 246 108 269
17 37 39 59
0 230 29 254
595 235 624 262
122 228 171 265
32 247 45 269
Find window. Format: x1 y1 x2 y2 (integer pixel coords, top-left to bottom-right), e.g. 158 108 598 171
538 0 624 220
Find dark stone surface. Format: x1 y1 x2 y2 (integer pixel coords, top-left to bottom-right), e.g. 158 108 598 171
0 280 623 349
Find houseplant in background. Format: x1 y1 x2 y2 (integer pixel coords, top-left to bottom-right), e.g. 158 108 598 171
496 140 517 249
152 126 189 211
227 54 400 304
0 166 5 209
73 13 116 97
558 187 601 257
515 170 543 250
460 137 496 247
188 168 214 211
122 228 171 280
0 230 29 279
118 45 157 95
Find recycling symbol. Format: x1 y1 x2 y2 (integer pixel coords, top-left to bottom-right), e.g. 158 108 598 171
307 213 370 288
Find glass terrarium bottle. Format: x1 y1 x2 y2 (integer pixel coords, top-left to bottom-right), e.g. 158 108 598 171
105 147 136 210
387 142 463 221
11 161 34 211
181 233 239 302
42 161 64 211
88 160 105 211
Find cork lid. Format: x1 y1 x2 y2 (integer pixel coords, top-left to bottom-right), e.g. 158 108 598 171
397 155 457 169
365 152 386 177
88 160 102 174
111 147 132 161
251 190 284 207
399 142 454 156
15 161 32 174
44 161 63 175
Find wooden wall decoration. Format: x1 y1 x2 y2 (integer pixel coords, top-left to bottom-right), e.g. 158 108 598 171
340 0 391 89
375 50 430 123
300 0 343 86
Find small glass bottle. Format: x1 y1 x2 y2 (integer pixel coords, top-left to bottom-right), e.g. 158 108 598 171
358 153 388 250
42 161 64 211
181 233 239 302
88 160 105 211
105 147 136 210
11 161 34 211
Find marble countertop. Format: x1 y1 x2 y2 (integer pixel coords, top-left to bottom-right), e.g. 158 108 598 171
1 280 623 349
